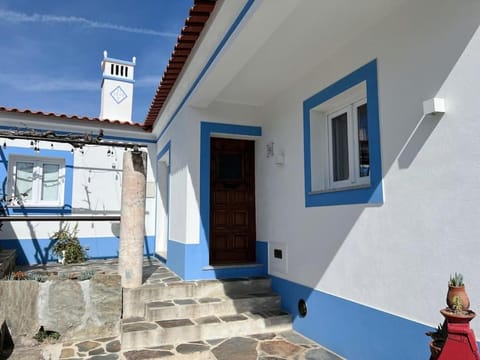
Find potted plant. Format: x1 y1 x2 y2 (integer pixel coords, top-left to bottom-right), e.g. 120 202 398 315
446 272 470 310
426 322 447 360
51 223 86 264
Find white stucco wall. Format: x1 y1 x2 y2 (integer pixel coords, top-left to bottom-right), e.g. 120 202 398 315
157 104 258 244
253 0 480 331
0 120 156 245
155 0 480 333
156 101 262 245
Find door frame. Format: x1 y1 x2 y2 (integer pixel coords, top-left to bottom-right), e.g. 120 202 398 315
200 122 262 267
155 141 171 260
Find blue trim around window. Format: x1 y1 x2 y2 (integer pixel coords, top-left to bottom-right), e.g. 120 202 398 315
0 146 73 215
303 60 383 207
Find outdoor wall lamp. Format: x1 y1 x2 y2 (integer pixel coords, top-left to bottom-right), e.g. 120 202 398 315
423 98 446 116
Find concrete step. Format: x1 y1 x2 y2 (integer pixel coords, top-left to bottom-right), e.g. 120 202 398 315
145 292 281 321
121 310 292 350
123 277 272 318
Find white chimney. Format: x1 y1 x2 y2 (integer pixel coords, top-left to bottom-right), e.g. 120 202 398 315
99 51 136 122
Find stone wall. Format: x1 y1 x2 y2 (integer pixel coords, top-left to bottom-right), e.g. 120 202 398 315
0 274 121 346
0 250 15 278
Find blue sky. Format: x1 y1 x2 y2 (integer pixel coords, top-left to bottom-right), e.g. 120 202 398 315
0 0 193 123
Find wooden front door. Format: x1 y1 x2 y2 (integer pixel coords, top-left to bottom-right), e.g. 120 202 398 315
210 138 256 265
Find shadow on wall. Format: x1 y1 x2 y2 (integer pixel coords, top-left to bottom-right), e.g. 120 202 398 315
0 320 14 359
266 6 480 360
397 113 445 169
0 148 57 265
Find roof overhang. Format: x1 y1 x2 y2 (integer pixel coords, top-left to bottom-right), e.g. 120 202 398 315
148 0 409 139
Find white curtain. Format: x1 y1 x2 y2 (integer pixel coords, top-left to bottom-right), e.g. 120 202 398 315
41 163 60 201
15 162 34 200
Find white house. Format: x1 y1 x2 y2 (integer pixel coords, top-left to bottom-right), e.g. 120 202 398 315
2 0 480 358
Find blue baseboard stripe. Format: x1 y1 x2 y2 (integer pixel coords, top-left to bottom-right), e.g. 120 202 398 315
270 275 432 359
0 236 155 265
167 239 268 280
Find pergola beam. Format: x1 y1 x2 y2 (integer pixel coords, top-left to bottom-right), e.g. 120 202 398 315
0 129 147 149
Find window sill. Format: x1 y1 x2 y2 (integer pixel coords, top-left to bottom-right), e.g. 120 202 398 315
6 206 72 215
309 183 370 195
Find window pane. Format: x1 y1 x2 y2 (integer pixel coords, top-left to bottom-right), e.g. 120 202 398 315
331 113 349 181
42 164 60 201
15 162 34 200
357 104 370 177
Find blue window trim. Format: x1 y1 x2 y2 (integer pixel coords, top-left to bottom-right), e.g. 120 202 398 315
303 59 383 207
0 146 73 215
199 122 261 265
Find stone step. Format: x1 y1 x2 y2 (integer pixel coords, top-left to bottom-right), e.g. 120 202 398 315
145 292 281 321
123 277 272 318
121 310 292 350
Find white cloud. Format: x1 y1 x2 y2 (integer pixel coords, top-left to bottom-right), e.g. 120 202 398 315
0 9 177 37
135 75 162 88
0 73 161 92
0 73 98 92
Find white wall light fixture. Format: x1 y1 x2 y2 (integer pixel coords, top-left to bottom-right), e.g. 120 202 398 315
275 151 285 166
423 98 446 116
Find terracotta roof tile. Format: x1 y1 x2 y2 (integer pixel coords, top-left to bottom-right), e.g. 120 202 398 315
0 106 144 128
143 0 216 130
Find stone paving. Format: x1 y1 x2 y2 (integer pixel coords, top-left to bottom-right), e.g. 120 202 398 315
15 257 171 283
57 330 342 360
9 258 344 360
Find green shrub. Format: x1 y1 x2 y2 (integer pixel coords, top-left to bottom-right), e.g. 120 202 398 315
79 270 96 281
51 223 86 264
34 326 60 343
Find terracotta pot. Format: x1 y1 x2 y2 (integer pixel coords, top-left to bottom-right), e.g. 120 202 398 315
446 285 470 310
440 308 476 324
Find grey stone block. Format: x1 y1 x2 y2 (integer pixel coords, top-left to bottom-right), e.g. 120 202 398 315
0 280 39 338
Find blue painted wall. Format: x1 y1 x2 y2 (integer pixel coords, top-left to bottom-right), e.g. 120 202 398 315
271 276 432 359
0 235 155 265
167 239 267 280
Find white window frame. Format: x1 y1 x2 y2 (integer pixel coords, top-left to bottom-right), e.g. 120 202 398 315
309 81 370 193
7 155 66 207
326 99 370 190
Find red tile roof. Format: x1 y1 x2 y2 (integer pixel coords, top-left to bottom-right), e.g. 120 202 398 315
143 0 217 130
0 106 144 128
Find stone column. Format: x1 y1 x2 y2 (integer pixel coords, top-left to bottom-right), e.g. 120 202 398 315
119 150 147 288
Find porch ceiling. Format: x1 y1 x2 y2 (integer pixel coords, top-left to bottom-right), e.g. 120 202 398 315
189 0 407 108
